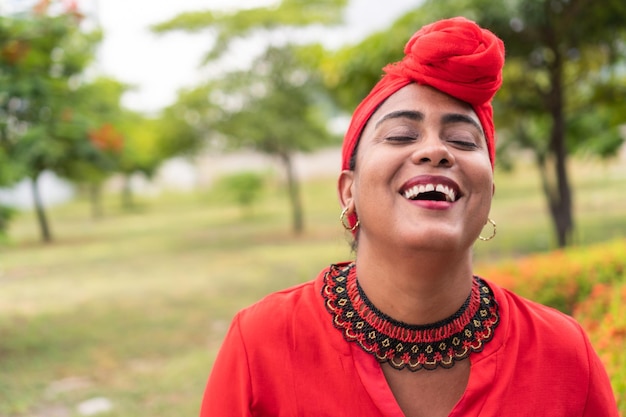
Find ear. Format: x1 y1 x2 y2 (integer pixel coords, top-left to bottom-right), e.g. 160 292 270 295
337 170 355 212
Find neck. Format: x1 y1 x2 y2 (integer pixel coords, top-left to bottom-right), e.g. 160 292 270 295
354 242 474 325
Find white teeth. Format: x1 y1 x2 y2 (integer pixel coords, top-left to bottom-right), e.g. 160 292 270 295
403 183 457 202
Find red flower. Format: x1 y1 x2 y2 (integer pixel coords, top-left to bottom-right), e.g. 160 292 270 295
1 40 30 65
88 123 124 153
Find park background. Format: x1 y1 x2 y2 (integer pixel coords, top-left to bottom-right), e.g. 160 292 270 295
1 0 625 416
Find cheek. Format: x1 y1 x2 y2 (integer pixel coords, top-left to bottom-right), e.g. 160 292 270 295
478 167 494 190
354 153 395 196
356 144 406 176
467 152 493 181
351 158 388 210
476 174 494 200
464 157 494 200
476 172 494 211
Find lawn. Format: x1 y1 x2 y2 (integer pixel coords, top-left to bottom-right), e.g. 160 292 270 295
0 156 624 416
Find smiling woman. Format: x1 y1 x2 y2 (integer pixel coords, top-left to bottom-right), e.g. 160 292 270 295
199 17 619 417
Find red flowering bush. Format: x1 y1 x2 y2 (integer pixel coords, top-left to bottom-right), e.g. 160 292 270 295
574 281 626 414
478 239 626 314
477 239 626 415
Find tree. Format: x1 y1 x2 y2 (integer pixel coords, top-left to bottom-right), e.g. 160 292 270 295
474 0 626 247
211 45 337 233
322 0 626 247
152 0 346 234
0 1 101 242
61 77 127 218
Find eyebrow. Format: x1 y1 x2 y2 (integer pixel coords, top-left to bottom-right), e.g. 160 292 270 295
441 113 484 136
375 109 484 136
374 110 424 129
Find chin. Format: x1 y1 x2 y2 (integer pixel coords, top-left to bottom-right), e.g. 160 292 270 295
398 227 473 253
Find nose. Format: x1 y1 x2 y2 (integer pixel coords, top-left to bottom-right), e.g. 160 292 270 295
409 133 455 167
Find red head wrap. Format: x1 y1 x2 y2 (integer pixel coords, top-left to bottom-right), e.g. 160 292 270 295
341 17 505 171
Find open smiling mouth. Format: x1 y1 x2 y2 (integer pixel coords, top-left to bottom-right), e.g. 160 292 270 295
402 184 458 202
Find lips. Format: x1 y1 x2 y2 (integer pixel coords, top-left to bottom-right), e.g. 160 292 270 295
400 176 461 203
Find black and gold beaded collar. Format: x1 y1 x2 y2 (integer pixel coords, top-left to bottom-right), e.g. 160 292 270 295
321 263 499 371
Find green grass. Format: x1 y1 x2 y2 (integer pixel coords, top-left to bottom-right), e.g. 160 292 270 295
0 156 624 416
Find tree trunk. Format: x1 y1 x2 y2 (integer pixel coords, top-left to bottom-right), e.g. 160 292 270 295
121 175 134 210
547 43 574 247
279 152 303 234
30 172 52 243
89 182 103 219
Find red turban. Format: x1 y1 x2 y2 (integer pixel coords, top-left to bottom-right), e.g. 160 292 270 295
341 17 505 170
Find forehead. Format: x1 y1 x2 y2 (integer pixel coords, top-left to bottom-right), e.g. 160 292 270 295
367 83 479 129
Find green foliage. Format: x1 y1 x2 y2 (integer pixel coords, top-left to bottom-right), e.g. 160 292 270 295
0 11 102 160
0 5 102 240
119 115 166 178
152 0 348 61
214 45 338 155
151 1 345 158
0 143 23 185
213 171 266 215
155 84 215 159
0 203 15 238
58 77 129 185
567 107 625 159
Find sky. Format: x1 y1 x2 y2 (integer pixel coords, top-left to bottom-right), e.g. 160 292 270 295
89 0 419 113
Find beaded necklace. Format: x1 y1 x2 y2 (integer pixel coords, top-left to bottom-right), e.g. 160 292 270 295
321 263 499 371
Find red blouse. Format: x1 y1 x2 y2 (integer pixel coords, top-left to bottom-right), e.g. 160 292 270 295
200 263 619 416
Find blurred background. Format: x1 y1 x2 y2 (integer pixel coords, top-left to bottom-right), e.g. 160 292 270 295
0 0 624 416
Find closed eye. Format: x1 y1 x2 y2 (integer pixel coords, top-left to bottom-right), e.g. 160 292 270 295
449 140 479 149
385 136 417 143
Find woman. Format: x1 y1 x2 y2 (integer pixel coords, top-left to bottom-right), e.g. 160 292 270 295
200 17 618 417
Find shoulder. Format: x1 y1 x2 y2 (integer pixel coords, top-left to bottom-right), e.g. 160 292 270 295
233 265 334 342
485 280 618 415
238 280 317 326
222 265 347 371
491 280 582 332
487 280 591 355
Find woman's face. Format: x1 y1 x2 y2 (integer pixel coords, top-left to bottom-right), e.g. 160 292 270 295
338 83 494 253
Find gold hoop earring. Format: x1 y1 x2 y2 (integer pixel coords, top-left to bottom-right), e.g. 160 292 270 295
340 207 359 232
479 218 496 241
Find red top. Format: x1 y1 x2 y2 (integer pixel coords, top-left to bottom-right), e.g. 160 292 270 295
200 263 619 416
